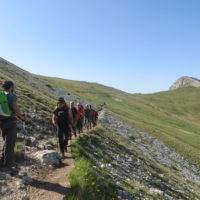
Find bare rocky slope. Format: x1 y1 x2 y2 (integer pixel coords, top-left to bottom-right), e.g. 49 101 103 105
74 111 200 199
169 76 200 90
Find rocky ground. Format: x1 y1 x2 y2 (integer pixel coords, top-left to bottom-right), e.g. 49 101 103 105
78 111 200 200
0 127 77 200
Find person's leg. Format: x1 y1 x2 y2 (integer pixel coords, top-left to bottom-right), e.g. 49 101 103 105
0 129 5 167
73 119 77 137
84 119 87 129
89 117 92 129
80 118 84 133
91 117 95 128
77 119 81 134
63 128 69 152
2 119 17 167
58 127 64 155
0 122 4 168
68 127 72 140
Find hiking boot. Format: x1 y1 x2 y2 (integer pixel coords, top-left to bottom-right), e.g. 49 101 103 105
2 166 19 176
74 131 77 137
61 153 65 159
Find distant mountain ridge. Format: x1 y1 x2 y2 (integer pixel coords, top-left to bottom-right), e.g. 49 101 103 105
169 76 200 90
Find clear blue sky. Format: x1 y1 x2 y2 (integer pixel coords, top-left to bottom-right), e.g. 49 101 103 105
0 0 200 93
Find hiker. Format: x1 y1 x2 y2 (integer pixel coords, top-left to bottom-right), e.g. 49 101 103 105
70 101 77 137
84 104 91 129
0 81 26 170
77 103 84 134
94 109 98 126
52 97 73 157
89 105 97 127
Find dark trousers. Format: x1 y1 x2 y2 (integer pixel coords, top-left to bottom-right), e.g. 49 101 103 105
57 126 69 154
0 118 17 167
77 118 83 132
72 118 77 136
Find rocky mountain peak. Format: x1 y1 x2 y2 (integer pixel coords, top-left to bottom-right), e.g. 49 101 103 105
169 76 200 90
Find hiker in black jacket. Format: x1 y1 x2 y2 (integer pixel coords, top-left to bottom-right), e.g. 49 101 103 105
84 104 91 129
0 81 26 170
70 101 78 137
52 97 73 157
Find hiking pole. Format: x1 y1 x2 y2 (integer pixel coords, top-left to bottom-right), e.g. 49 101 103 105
22 121 28 160
53 125 60 153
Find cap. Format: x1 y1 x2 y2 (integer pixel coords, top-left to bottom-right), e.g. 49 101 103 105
57 97 65 104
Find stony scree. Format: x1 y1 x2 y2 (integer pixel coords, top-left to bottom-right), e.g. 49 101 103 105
80 111 200 199
99 111 200 186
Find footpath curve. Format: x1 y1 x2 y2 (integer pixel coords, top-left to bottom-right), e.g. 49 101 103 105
26 141 74 200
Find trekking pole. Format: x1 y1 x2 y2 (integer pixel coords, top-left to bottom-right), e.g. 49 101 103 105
0 128 3 158
53 125 60 153
22 121 28 160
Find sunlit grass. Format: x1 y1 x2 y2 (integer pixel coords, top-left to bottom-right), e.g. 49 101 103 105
67 137 117 200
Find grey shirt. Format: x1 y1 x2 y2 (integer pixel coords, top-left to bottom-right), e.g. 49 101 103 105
7 93 17 115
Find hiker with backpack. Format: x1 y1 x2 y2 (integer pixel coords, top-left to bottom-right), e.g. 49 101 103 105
77 103 84 134
89 105 97 128
94 109 98 126
70 101 77 137
0 81 26 170
84 104 91 130
52 97 73 157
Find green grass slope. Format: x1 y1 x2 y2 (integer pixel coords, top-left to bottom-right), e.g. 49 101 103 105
38 76 200 167
0 58 58 161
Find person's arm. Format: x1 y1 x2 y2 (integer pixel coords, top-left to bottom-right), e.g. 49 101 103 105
13 102 26 121
81 109 85 118
68 109 73 126
75 109 78 120
52 114 57 126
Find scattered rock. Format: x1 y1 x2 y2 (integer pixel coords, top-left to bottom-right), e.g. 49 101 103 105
149 188 164 196
0 172 11 180
84 111 200 199
0 185 11 195
33 150 61 166
21 195 30 200
22 176 33 183
15 180 26 190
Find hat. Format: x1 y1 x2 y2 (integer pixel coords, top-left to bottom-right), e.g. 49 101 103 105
57 97 65 104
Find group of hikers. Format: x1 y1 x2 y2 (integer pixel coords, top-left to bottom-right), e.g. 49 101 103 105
0 80 98 171
52 97 98 157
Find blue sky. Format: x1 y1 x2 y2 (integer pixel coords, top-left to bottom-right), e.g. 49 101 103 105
0 0 200 93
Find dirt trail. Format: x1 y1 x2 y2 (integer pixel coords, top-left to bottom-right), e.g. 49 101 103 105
26 143 74 200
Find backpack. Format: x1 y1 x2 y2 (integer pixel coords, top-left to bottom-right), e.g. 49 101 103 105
56 106 69 125
0 91 12 118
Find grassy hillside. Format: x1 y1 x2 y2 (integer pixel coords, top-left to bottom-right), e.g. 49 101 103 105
38 76 200 167
0 59 56 112
0 59 59 161
1 58 200 166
